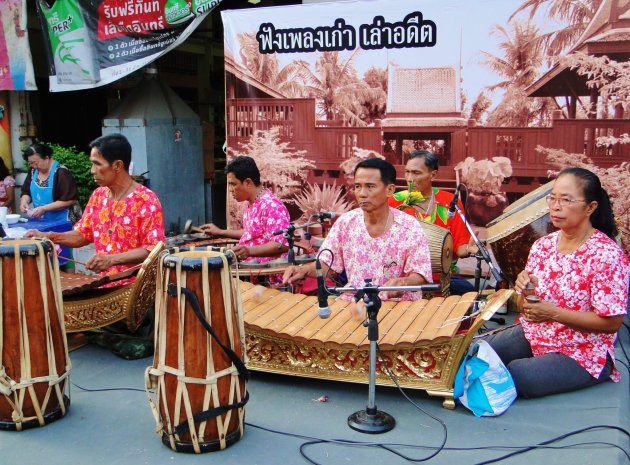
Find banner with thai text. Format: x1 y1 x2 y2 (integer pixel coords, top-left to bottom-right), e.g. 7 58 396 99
220 0 572 228
0 0 37 90
37 0 222 92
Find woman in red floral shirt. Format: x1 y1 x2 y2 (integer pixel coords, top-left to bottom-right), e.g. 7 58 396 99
484 167 628 398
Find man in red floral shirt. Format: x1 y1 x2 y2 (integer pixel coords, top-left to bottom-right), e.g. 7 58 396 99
388 150 477 294
28 133 165 286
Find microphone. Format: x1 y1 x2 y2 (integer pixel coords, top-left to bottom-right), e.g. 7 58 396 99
315 258 331 319
315 211 337 220
447 185 460 219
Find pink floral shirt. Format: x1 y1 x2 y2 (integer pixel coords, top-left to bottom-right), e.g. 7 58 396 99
75 185 165 286
0 176 15 210
524 230 629 381
319 208 432 301
239 189 290 263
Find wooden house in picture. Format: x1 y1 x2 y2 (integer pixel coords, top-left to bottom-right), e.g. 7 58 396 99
224 0 629 198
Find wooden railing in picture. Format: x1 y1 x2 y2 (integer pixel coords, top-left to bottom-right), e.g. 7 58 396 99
550 119 630 164
226 98 316 146
465 118 629 178
466 126 553 176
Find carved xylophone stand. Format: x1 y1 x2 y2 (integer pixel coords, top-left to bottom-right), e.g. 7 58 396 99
330 280 441 434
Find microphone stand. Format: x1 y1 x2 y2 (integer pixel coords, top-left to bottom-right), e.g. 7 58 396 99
274 219 322 265
328 279 441 434
451 205 505 325
451 204 502 291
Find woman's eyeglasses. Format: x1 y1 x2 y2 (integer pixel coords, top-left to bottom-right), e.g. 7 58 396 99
545 195 588 207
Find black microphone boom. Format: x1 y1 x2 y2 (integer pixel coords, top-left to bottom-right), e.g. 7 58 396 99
315 211 337 220
316 259 331 319
447 185 460 219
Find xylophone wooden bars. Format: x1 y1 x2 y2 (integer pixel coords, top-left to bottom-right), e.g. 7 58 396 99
240 282 513 409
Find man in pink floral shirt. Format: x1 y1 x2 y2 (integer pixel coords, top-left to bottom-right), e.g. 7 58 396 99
28 134 165 287
200 156 289 263
284 158 432 301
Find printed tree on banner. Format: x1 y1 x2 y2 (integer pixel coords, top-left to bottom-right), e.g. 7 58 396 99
510 0 602 60
481 21 554 127
535 52 630 254
237 32 305 97
228 127 314 228
561 52 630 118
296 50 379 126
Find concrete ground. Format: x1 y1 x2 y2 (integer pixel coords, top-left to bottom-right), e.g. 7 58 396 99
2 313 628 465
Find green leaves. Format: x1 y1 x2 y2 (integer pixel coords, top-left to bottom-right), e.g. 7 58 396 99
44 142 97 208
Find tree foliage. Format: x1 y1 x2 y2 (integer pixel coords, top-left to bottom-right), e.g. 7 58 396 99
510 0 602 60
537 145 629 254
295 50 380 126
359 66 388 123
562 52 630 115
237 32 306 97
44 142 96 209
230 126 314 201
481 20 554 126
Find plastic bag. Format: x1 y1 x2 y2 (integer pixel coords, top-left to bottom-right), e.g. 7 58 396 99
454 340 516 417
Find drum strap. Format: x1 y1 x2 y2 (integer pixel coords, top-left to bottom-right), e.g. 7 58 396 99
172 391 249 437
167 283 250 436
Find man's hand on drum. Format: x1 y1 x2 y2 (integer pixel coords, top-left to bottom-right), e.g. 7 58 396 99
282 264 311 285
199 223 223 237
514 270 539 295
85 254 115 273
25 229 47 239
465 237 479 257
231 244 250 261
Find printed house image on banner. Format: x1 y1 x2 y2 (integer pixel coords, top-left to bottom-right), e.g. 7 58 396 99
223 0 629 202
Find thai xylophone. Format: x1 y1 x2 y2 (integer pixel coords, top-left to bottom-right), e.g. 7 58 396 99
240 281 512 409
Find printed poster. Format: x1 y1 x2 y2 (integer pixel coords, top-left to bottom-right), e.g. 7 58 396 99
0 0 37 90
37 0 223 92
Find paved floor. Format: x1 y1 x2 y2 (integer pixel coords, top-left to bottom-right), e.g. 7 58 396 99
2 315 628 465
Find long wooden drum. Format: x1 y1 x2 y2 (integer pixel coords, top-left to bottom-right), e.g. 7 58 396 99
0 239 71 430
146 250 248 454
418 221 453 274
486 192 556 285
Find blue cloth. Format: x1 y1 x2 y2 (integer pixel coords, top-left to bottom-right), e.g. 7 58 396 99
19 216 73 266
30 161 70 222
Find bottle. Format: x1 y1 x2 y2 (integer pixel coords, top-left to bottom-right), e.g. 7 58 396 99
522 281 536 297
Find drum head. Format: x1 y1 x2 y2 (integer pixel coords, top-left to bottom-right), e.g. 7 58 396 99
0 238 52 256
162 250 232 270
487 180 554 228
486 195 555 284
